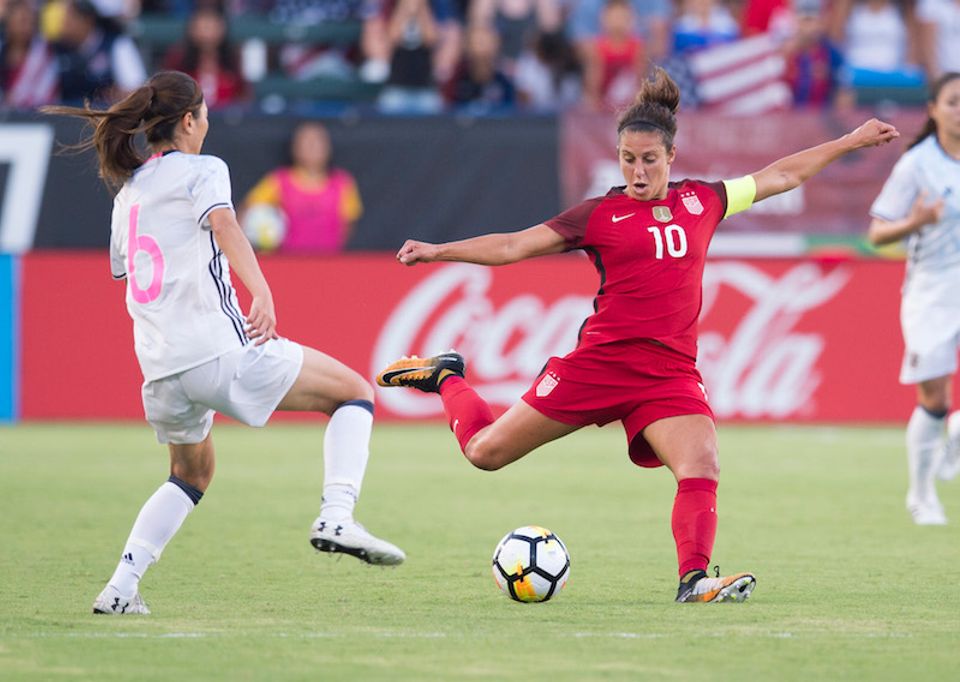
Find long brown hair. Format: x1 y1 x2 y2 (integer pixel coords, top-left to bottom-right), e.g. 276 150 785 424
616 67 680 149
41 71 204 188
908 72 960 150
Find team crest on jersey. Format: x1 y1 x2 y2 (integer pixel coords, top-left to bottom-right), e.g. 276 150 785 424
536 372 559 397
653 206 672 223
681 191 704 215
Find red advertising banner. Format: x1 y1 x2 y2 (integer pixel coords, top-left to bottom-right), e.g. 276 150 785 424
561 110 925 235
20 253 918 423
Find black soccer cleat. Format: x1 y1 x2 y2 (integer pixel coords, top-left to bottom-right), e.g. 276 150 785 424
375 351 465 393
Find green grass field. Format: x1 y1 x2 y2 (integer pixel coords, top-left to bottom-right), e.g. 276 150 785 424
1 422 958 681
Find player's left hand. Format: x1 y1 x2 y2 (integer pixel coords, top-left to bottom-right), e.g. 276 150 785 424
846 118 900 149
246 295 278 345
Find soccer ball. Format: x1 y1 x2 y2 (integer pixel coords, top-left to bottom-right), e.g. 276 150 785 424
492 526 570 603
242 203 287 251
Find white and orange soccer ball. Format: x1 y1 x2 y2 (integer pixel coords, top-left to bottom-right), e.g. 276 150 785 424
242 203 287 251
492 526 570 602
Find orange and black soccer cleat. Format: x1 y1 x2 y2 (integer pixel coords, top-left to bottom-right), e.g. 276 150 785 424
675 569 756 603
376 351 465 393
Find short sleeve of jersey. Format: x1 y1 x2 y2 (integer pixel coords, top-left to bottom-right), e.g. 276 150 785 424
189 155 234 229
870 154 918 221
544 196 604 249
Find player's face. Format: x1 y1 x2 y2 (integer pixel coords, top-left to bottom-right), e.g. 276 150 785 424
180 101 209 154
930 78 960 141
618 131 675 201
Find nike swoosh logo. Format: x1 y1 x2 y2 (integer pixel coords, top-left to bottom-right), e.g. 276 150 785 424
378 366 430 384
611 213 635 223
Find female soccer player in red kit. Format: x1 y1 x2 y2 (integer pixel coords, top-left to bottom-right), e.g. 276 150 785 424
378 68 899 603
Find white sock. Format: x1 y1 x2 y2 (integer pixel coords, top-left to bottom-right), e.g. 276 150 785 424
905 406 944 505
320 401 373 522
108 481 196 597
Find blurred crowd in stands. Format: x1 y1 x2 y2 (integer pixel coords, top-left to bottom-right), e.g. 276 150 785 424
1 0 957 113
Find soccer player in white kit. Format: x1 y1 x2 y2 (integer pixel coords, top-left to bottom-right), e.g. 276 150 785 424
44 71 405 615
868 72 960 525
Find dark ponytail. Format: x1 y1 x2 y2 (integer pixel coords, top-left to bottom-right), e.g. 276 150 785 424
616 66 680 149
42 71 204 189
908 72 960 150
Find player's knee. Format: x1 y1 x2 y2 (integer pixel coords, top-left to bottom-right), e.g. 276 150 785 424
464 438 507 471
673 446 719 481
349 377 375 404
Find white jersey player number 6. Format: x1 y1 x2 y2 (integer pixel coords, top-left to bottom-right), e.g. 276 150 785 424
127 203 165 303
647 224 688 259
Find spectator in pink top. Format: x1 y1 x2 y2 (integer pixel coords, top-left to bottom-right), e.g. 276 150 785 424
241 121 363 253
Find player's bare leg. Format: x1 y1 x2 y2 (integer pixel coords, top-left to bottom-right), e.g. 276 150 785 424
377 352 579 469
644 414 756 603
93 437 214 615
279 347 405 565
462 401 581 471
907 377 950 524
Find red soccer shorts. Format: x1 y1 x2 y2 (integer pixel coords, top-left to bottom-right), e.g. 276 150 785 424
520 340 714 468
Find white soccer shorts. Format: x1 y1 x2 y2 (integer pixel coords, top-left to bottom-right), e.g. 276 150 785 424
899 275 960 385
142 337 305 444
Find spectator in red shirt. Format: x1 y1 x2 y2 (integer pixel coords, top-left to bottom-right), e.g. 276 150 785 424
582 0 646 110
162 6 249 109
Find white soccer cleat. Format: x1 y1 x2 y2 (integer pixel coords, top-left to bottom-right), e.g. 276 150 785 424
936 412 960 481
92 585 151 615
310 517 406 566
906 491 948 525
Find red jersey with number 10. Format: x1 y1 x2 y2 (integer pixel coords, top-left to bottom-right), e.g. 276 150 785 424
545 180 728 362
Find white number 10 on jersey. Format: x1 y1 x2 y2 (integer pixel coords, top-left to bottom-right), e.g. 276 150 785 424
647 224 688 259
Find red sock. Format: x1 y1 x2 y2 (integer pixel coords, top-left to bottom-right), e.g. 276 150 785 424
438 376 494 453
671 478 718 578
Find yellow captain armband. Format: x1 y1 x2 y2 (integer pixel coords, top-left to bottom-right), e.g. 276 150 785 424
722 175 757 219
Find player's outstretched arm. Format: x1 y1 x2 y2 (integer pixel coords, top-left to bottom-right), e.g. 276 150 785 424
751 118 899 203
396 224 567 266
209 207 277 345
868 192 945 246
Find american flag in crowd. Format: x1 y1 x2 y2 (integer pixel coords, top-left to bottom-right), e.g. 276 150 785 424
665 34 791 115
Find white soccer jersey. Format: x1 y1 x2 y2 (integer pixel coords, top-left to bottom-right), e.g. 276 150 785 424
110 151 248 382
870 135 960 277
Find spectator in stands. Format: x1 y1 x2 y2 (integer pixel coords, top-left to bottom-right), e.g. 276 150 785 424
581 0 647 110
917 0 960 80
513 29 582 109
162 6 249 108
52 0 146 104
371 0 462 113
240 121 363 253
1 0 59 108
468 0 564 76
782 0 849 107
445 20 516 111
568 0 670 63
672 0 740 54
261 0 376 83
829 0 925 93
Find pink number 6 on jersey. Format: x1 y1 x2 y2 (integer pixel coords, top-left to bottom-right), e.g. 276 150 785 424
127 204 165 303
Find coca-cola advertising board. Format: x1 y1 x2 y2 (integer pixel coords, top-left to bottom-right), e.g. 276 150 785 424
20 253 919 422
562 110 924 235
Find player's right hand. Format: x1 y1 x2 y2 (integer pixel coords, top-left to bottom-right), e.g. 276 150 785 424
246 294 278 345
396 240 439 265
908 191 945 230
846 118 899 149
